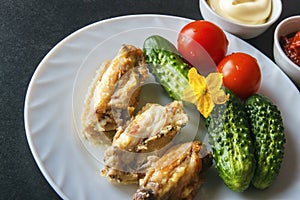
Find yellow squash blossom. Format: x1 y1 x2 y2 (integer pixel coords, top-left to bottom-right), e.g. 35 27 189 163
184 68 229 118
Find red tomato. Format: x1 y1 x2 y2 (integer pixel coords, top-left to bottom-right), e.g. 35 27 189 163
217 52 261 100
177 20 228 72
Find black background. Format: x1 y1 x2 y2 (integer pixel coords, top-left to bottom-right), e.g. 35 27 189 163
1 0 299 199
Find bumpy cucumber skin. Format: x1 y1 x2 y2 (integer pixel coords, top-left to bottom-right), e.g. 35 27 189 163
143 35 190 100
206 88 256 192
245 94 285 190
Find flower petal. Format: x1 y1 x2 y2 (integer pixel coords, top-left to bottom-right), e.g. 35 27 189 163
206 72 223 92
212 90 230 104
188 68 207 95
196 92 214 118
206 72 229 104
183 86 198 104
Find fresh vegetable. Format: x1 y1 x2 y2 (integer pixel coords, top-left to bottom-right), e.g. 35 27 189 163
143 35 191 100
245 94 286 190
205 88 256 192
177 20 228 70
217 52 261 100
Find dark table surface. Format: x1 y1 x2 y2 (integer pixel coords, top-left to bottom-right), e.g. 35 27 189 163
1 0 299 199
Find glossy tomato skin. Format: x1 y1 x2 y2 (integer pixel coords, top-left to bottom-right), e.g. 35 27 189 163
177 20 228 69
217 52 261 100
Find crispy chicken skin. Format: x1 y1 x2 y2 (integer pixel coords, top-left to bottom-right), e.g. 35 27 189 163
133 141 213 200
81 45 149 144
101 101 189 184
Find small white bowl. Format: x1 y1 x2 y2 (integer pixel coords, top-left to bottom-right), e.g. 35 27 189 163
199 0 282 39
273 15 300 88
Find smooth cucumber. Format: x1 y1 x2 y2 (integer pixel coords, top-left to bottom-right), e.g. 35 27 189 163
143 35 191 100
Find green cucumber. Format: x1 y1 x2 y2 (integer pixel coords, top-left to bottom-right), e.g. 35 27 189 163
245 94 285 189
206 88 256 192
143 35 191 100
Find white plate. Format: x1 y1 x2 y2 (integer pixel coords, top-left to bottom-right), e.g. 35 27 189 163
24 14 300 200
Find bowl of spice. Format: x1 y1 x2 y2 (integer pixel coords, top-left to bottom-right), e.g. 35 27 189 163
199 0 282 39
273 15 300 88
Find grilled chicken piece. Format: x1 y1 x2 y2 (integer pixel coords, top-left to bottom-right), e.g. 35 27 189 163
81 45 148 144
101 101 189 184
133 141 213 200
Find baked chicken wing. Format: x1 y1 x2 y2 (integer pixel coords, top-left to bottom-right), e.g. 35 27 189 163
101 101 189 184
133 141 213 200
81 45 149 144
